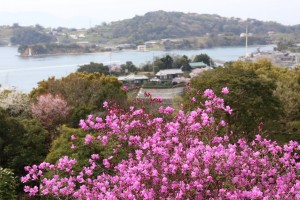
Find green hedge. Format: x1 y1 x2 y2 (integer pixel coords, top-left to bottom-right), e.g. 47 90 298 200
142 82 185 89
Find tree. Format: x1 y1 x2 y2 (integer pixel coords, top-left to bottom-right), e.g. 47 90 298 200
230 59 300 141
0 90 30 116
185 65 282 138
31 93 71 132
161 55 174 69
77 62 110 75
193 54 212 66
120 61 138 74
10 27 56 45
153 55 174 70
35 24 44 31
140 62 152 72
173 55 191 71
0 109 48 176
17 45 28 54
12 23 19 28
153 59 165 70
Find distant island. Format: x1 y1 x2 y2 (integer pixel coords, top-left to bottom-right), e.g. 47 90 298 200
1 11 300 56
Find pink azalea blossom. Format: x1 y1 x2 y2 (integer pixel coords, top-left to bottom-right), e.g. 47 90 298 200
70 134 76 141
21 88 300 199
221 87 229 94
103 101 108 108
84 135 93 144
122 86 129 91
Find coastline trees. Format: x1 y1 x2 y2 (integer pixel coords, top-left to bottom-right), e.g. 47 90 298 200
11 27 55 45
77 62 110 75
153 55 174 70
193 53 212 66
120 61 138 74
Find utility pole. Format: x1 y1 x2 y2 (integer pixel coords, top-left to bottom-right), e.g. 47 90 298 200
152 52 155 75
109 52 112 75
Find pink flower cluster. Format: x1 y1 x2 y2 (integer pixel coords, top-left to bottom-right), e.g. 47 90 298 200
22 88 300 199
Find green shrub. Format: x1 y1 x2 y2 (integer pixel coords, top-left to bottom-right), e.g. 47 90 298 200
0 167 17 200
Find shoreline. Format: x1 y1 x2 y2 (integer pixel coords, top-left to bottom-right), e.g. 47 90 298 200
18 50 134 57
0 44 275 93
18 44 275 58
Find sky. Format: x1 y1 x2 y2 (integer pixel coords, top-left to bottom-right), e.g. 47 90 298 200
0 0 299 28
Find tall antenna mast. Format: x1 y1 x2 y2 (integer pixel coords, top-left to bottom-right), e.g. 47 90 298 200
245 19 248 58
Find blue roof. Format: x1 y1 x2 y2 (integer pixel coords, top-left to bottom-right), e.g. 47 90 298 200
189 62 208 68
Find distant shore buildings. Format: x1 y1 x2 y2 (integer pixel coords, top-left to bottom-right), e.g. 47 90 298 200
245 49 300 68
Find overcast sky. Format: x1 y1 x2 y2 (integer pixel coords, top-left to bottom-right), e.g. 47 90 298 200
0 0 299 28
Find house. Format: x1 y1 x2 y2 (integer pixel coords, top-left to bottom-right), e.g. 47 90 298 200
241 50 300 68
271 52 300 68
69 34 78 40
156 69 184 81
78 34 85 38
149 77 161 82
137 45 147 51
145 41 158 48
118 74 149 85
116 44 136 50
189 62 208 69
240 33 253 37
240 33 246 38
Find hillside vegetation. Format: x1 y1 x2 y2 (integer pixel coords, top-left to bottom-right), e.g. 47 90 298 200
2 11 300 51
91 10 300 43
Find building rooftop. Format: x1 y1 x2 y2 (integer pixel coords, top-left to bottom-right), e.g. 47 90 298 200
118 74 149 81
189 62 208 69
156 69 183 76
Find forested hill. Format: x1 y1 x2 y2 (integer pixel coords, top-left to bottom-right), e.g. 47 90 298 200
2 10 300 48
94 10 300 42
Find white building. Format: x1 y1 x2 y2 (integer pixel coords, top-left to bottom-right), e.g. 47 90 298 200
137 45 147 51
118 74 149 85
69 35 78 40
156 69 184 81
78 34 86 38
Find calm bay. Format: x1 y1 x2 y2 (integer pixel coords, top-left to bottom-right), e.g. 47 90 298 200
0 45 274 92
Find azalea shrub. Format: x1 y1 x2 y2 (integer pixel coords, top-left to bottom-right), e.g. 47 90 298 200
22 88 300 199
